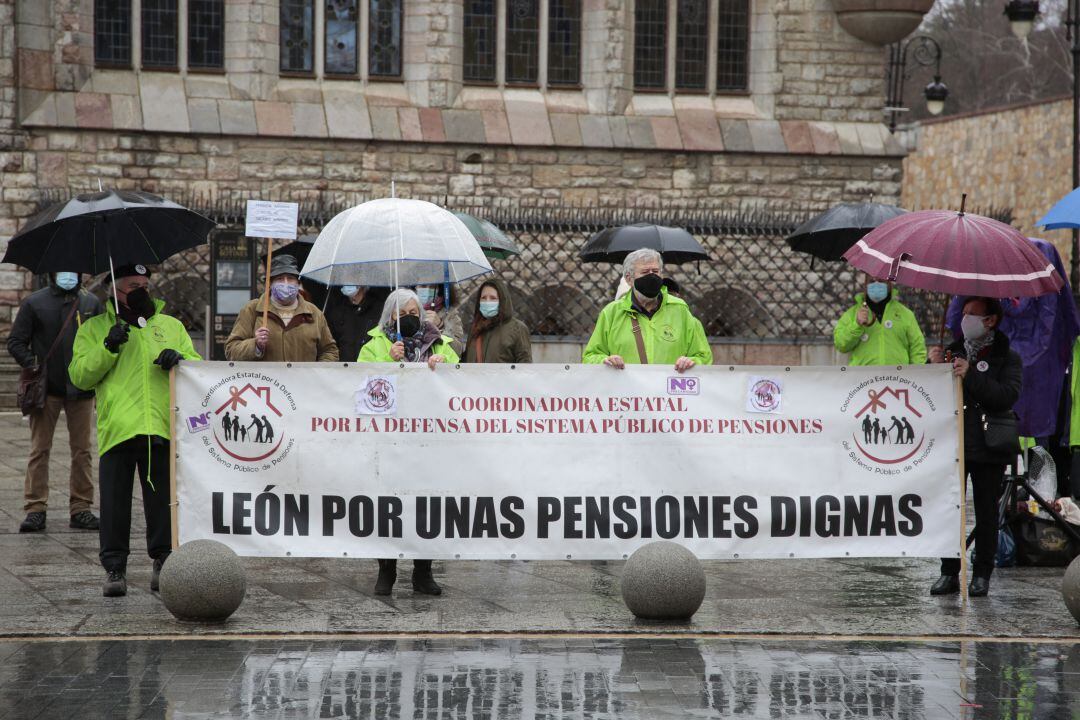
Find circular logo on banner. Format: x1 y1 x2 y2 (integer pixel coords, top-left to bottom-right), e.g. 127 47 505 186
749 379 782 413
363 377 395 412
839 377 938 474
195 378 297 469
977 361 989 372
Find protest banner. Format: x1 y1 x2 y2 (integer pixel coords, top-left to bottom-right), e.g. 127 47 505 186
173 363 961 560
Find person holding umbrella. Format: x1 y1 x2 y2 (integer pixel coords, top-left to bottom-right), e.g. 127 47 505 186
928 297 1022 597
225 254 339 363
583 248 711 371
68 264 202 598
833 275 927 366
358 288 457 596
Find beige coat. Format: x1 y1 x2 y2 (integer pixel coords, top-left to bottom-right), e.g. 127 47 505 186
225 294 339 363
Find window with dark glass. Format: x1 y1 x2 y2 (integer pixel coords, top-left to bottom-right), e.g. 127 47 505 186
141 0 179 69
505 0 540 84
634 0 667 89
325 1 358 74
717 0 750 91
280 0 315 73
369 0 403 77
464 0 497 83
188 0 224 69
675 0 708 89
547 0 580 86
94 0 132 67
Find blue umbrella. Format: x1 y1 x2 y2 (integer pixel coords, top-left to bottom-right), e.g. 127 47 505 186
1037 186 1080 229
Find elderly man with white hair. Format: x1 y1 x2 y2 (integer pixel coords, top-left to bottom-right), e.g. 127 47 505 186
583 248 711 371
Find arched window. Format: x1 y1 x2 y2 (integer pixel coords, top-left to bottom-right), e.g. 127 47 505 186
465 0 582 88
633 0 751 94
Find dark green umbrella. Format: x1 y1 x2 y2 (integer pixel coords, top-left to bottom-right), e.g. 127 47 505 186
452 212 520 260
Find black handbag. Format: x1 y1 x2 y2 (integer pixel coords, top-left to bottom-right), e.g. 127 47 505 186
981 412 1020 454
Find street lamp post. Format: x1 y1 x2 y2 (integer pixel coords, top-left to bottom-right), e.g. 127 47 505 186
884 35 949 133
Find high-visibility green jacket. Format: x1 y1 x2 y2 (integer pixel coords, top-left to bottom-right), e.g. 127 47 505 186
69 300 202 456
834 293 927 366
357 327 460 364
582 289 713 366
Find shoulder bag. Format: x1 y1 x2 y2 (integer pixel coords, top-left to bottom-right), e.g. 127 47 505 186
17 300 81 416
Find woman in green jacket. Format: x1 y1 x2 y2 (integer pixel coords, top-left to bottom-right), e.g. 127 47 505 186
357 288 455 597
463 277 532 364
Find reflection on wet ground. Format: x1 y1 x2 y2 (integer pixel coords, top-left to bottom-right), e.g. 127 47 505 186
1 637 1078 720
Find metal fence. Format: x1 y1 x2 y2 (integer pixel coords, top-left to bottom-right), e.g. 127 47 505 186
33 190 1014 344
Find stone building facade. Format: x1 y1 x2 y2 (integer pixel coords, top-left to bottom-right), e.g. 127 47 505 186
0 0 907 347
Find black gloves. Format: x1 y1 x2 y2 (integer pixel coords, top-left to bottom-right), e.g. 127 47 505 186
103 323 129 353
154 349 183 371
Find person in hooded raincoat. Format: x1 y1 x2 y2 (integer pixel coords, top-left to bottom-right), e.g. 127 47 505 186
68 265 201 599
834 275 927 366
463 277 531 364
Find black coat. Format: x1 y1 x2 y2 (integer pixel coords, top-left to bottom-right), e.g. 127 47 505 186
325 288 387 362
948 332 1023 465
6 285 104 399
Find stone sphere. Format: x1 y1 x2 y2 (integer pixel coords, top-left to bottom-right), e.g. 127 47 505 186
160 540 246 622
621 541 706 620
1064 556 1080 625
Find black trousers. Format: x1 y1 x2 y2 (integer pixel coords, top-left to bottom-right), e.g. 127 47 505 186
98 436 172 573
941 461 1005 579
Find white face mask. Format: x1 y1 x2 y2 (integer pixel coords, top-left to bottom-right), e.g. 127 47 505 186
961 314 989 341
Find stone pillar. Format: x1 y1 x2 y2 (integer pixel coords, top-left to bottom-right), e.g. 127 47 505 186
226 0 279 100
582 0 633 116
403 0 462 108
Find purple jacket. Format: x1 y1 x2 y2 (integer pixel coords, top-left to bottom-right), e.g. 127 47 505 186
946 238 1079 438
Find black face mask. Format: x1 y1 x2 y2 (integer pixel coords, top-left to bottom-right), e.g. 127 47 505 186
123 287 155 317
633 274 664 299
398 314 422 338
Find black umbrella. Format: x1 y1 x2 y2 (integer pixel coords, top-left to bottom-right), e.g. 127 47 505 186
260 233 317 267
3 190 216 275
786 202 907 262
580 224 708 265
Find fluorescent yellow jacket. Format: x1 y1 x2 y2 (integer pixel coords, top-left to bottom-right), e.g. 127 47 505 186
583 289 713 366
69 299 201 455
834 293 927 366
357 326 460 364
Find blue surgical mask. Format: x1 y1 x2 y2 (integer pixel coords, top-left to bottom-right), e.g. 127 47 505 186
866 282 890 303
340 285 359 297
479 301 499 318
417 287 436 306
55 272 79 291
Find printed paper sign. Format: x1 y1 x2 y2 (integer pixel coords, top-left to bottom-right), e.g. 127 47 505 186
355 376 398 415
245 200 299 240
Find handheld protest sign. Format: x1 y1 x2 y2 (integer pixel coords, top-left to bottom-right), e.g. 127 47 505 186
244 200 299 328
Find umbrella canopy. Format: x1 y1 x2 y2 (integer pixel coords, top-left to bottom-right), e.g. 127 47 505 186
580 224 708 265
786 202 907 261
2 190 216 275
300 198 492 287
842 209 1064 298
1036 186 1080 230
453 212 521 259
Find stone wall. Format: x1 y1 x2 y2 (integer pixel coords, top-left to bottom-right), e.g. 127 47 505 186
901 96 1072 257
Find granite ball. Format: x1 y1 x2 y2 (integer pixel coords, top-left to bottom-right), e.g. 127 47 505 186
160 540 246 622
621 541 706 620
1064 555 1080 625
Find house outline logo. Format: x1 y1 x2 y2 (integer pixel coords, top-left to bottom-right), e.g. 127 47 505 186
212 384 287 462
850 385 926 466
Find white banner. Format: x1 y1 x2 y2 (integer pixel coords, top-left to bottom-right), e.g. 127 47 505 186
175 363 961 560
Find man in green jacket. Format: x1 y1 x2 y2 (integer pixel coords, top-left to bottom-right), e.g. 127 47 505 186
833 276 927 366
583 248 712 371
69 265 201 598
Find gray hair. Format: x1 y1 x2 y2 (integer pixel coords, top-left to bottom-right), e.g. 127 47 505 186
622 248 663 279
379 288 422 329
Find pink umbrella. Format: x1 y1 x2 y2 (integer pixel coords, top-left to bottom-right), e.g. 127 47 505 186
842 205 1064 298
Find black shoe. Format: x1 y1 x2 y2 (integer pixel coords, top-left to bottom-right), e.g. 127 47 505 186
69 511 99 530
374 559 396 596
150 558 165 592
19 512 45 533
103 571 127 598
930 575 960 595
969 576 991 597
411 560 442 596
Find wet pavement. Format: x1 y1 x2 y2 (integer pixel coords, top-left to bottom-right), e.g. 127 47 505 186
2 413 1080 717
1 636 1079 719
